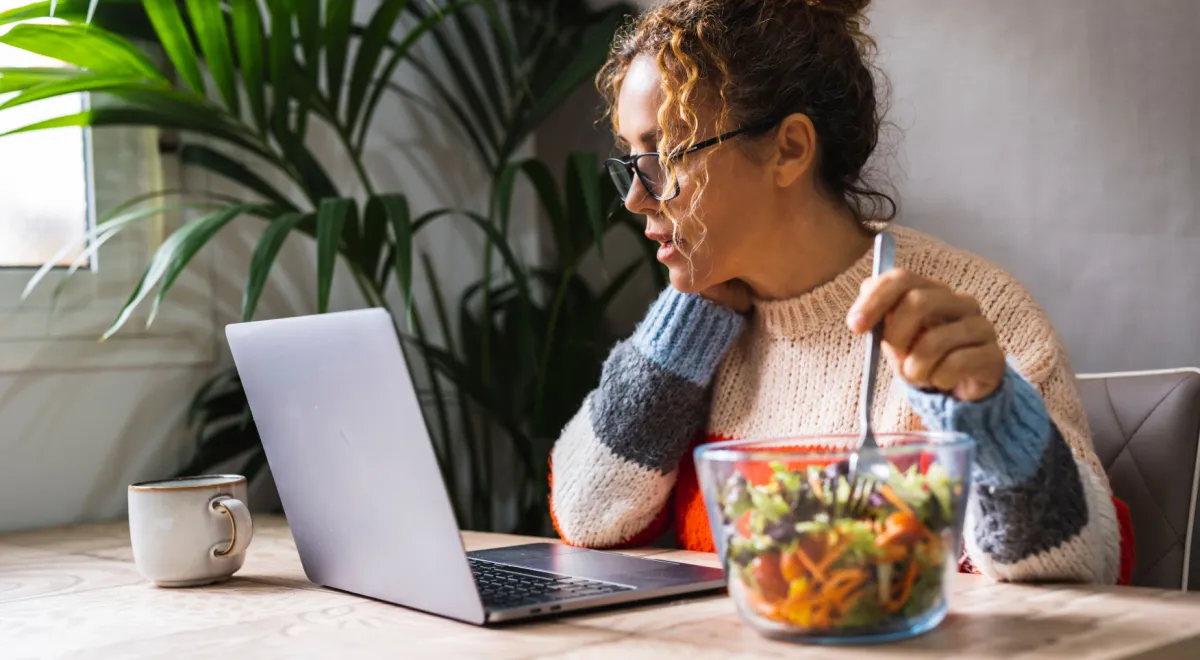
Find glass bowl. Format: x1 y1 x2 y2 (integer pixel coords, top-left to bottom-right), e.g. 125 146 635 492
694 432 975 645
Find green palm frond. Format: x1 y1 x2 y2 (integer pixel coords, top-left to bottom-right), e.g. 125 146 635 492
3 0 643 534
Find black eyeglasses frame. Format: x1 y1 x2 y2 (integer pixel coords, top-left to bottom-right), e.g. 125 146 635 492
604 120 780 202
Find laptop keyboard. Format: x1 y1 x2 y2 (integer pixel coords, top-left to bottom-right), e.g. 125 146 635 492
468 557 633 610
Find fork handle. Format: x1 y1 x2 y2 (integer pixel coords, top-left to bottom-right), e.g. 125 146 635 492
859 231 896 435
861 323 884 434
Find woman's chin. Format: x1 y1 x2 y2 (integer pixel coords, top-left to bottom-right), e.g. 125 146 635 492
666 268 710 295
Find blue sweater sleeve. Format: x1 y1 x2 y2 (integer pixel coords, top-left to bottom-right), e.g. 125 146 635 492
904 365 1105 579
904 364 1052 487
630 286 746 385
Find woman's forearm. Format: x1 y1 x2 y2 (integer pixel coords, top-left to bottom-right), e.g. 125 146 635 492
549 288 745 548
906 366 1121 583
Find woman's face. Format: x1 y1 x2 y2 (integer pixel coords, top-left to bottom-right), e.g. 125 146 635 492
615 55 779 294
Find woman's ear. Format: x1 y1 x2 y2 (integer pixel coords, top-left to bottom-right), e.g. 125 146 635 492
773 113 819 188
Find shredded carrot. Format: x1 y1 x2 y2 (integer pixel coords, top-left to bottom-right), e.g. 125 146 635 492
876 512 922 547
885 560 920 613
878 543 907 563
822 569 869 610
901 559 919 595
783 594 820 621
792 544 827 583
810 603 831 628
879 484 914 516
875 529 902 548
779 568 868 629
833 586 866 614
829 586 866 612
825 568 866 590
814 538 848 575
785 590 818 607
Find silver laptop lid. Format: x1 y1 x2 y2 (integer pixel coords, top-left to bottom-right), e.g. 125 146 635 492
227 308 486 625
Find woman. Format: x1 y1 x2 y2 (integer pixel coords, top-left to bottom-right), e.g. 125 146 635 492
549 0 1127 583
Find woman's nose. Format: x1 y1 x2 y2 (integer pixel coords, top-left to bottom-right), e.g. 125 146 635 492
623 176 658 216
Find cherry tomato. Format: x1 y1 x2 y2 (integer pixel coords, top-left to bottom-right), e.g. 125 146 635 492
751 552 789 602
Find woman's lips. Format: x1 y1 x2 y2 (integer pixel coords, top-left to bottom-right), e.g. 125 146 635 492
646 230 680 262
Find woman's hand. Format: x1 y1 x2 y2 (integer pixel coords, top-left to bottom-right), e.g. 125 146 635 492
847 270 1005 402
700 279 754 314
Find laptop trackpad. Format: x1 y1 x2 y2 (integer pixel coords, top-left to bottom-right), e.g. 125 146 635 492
467 543 724 588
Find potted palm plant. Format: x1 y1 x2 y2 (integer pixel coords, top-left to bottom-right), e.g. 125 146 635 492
2 0 463 497
1 0 647 534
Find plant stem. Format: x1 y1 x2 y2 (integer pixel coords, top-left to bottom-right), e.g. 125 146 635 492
407 307 463 525
299 87 377 199
423 252 481 529
479 182 498 388
331 120 376 197
481 417 493 530
342 134 376 197
348 262 389 311
531 265 575 427
476 164 516 531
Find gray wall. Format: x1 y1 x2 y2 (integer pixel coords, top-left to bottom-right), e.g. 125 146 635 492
568 0 1199 373
870 0 1199 373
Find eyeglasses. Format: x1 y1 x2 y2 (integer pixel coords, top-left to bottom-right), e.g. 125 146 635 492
604 121 778 202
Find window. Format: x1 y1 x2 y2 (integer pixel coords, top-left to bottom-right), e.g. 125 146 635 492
0 2 216 372
0 0 90 268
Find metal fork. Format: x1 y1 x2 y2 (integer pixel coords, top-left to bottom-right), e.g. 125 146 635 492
847 231 896 486
827 474 879 518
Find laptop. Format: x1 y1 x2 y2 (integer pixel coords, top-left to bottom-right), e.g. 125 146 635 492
226 307 726 625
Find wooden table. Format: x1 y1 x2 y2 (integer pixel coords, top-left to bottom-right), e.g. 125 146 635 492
3 517 1200 659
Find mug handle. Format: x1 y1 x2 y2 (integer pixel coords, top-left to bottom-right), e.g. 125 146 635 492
210 496 254 558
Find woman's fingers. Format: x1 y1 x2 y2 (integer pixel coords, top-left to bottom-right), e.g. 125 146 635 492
849 269 978 331
884 290 981 358
849 268 1006 401
849 269 981 353
898 316 997 388
848 269 927 333
928 344 1008 402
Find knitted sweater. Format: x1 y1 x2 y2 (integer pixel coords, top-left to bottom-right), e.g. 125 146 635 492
549 226 1122 584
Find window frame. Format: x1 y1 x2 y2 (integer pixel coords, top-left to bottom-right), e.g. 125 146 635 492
0 122 218 373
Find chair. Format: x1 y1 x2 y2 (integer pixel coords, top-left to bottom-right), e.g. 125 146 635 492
1076 369 1200 590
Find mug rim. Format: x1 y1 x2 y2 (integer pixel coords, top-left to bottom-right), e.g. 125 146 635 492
128 474 247 491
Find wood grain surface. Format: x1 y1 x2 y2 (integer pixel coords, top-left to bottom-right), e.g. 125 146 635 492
2 517 1199 659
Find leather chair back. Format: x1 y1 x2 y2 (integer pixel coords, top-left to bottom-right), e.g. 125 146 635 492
1077 369 1200 590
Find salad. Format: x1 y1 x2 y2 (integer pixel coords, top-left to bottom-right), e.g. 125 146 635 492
718 458 963 633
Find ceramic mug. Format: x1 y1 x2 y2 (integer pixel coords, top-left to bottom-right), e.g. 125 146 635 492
127 474 255 587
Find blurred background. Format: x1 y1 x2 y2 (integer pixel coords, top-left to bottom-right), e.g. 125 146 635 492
0 0 1195 535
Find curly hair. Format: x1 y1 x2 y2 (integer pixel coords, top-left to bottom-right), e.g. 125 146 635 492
598 0 896 245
